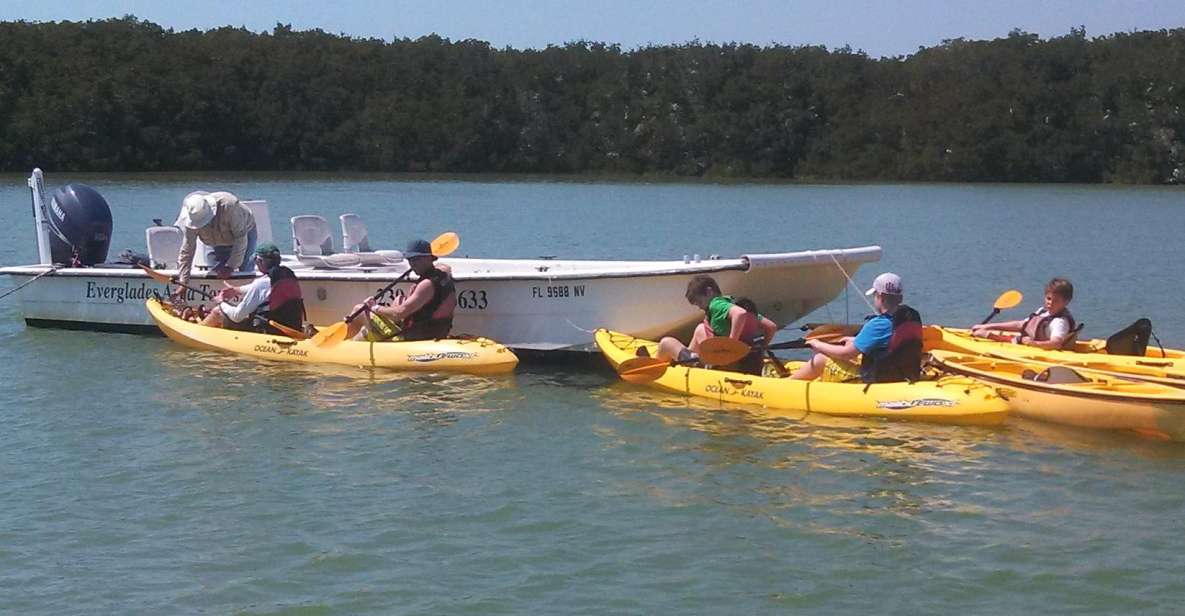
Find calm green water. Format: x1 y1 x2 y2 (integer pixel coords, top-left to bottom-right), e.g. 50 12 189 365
2 174 1185 614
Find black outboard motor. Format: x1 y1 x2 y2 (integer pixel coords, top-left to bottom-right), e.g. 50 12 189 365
47 184 113 266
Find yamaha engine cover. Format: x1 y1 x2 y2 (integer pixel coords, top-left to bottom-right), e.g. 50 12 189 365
48 184 113 265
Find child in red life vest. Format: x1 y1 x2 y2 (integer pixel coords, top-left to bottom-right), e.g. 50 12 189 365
971 278 1076 349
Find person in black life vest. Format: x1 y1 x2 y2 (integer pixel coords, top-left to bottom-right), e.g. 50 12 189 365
347 238 457 342
200 243 304 333
970 278 1076 349
791 272 918 383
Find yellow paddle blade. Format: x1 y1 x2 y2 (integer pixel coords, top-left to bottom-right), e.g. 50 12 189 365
617 357 673 383
431 232 460 257
994 290 1023 310
698 336 751 365
309 320 350 348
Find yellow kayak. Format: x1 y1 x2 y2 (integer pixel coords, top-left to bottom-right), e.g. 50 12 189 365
147 298 518 374
595 329 1009 426
923 325 1185 385
928 349 1185 441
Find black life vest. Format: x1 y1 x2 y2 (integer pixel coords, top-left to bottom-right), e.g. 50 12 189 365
860 304 923 384
1019 307 1076 347
400 267 456 340
260 265 304 333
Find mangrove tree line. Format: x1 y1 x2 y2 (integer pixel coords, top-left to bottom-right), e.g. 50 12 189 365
0 18 1182 182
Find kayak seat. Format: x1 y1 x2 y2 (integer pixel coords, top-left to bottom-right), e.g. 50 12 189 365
291 215 336 256
1032 366 1090 384
340 213 372 253
1105 318 1153 356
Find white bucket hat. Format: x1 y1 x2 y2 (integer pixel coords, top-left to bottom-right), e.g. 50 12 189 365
177 191 215 229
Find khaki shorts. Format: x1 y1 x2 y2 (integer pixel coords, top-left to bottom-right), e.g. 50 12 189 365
820 357 862 383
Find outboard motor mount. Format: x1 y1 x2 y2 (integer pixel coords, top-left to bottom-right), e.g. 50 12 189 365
47 183 113 266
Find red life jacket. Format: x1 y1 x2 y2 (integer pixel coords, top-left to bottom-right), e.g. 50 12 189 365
262 266 304 332
1019 307 1076 346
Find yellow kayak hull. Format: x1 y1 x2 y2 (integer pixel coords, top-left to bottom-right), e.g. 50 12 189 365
929 349 1185 441
923 325 1185 384
596 329 1009 426
147 298 518 375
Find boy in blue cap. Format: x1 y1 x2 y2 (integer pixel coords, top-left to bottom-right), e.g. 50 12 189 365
348 238 457 341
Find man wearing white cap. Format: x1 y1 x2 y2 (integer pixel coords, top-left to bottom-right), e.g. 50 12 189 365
791 272 904 382
174 190 257 290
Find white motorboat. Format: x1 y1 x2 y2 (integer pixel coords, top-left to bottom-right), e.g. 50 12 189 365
0 169 881 351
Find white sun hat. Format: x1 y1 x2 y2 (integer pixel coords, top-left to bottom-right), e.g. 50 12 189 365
177 191 215 229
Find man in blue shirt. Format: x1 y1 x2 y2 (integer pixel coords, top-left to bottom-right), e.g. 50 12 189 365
790 273 902 382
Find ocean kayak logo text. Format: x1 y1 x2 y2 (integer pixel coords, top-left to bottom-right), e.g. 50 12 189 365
407 351 478 363
876 398 956 410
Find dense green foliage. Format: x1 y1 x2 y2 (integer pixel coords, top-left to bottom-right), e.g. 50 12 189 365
1 18 1182 182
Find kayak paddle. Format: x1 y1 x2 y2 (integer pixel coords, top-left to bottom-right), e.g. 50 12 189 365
979 289 1023 325
139 263 216 300
614 337 754 384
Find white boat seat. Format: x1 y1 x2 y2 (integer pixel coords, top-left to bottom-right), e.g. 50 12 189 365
243 200 273 244
291 215 335 256
340 213 372 252
145 226 183 269
340 213 404 265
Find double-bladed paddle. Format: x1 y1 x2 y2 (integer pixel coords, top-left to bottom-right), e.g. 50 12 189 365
614 326 849 383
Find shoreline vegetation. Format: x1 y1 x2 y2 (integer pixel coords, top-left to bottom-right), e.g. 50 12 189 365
1 18 1182 184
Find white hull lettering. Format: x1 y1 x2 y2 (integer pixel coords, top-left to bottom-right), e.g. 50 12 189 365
875 398 957 410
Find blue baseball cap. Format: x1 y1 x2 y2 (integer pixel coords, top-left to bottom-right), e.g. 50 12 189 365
404 238 435 259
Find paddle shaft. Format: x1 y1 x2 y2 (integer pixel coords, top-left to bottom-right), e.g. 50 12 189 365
139 264 218 300
341 269 413 324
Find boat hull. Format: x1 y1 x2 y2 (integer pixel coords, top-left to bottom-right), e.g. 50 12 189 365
147 299 518 374
596 330 1009 426
1 246 880 351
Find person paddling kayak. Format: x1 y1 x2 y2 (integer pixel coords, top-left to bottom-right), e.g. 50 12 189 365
791 272 923 383
347 238 457 342
970 277 1076 349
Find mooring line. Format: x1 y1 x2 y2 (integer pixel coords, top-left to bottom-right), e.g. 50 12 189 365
0 266 60 302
